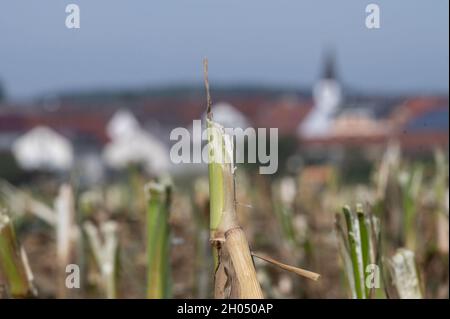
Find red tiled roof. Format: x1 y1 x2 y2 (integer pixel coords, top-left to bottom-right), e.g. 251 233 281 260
300 131 448 151
254 99 312 136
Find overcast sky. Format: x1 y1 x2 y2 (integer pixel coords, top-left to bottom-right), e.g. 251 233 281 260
0 1 448 100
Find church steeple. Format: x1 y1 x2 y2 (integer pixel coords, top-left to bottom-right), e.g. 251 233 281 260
298 48 342 138
322 50 337 80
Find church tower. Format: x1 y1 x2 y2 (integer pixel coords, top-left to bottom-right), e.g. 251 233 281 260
299 50 342 138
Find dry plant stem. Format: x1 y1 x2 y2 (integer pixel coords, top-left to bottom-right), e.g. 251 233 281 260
203 58 212 119
389 248 423 299
55 184 75 298
0 180 56 225
193 179 212 298
251 252 321 281
211 145 263 298
84 221 119 299
204 58 263 299
0 213 35 298
434 150 449 254
224 228 264 298
335 214 356 296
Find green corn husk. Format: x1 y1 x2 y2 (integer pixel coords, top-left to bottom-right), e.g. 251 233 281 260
0 211 35 298
146 181 172 299
206 113 264 299
207 118 229 241
206 117 230 277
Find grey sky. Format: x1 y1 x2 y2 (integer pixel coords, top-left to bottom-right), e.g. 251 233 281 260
0 1 448 100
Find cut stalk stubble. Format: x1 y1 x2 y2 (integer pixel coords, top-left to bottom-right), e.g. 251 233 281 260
204 59 319 298
204 59 263 299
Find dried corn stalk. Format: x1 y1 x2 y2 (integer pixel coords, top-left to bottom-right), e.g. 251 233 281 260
55 184 76 298
208 119 263 298
204 59 263 299
84 220 119 299
388 248 422 299
0 180 56 225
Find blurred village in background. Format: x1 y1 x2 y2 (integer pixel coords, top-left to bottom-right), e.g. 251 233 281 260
0 53 448 299
0 54 449 184
0 54 448 183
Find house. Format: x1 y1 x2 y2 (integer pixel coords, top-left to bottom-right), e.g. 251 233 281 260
297 53 448 154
